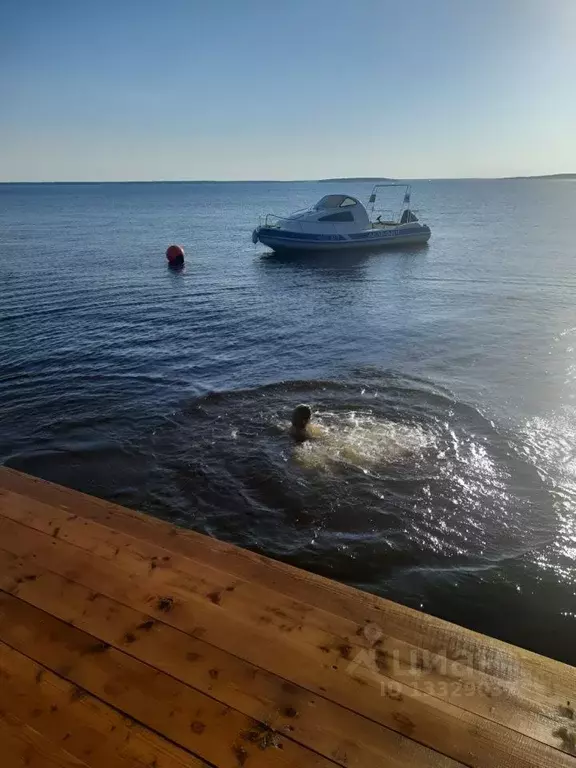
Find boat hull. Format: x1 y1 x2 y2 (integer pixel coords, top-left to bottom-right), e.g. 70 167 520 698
254 224 431 252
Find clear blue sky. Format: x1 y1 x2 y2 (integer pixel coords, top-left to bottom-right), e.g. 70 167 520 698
1 0 574 181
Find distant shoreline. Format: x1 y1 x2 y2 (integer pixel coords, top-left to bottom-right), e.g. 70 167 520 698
318 177 396 183
1 173 574 184
506 173 576 180
320 173 576 182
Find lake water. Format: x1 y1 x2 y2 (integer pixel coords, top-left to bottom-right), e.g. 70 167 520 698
1 179 575 663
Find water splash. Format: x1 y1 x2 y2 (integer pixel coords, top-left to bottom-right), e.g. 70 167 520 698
291 410 432 472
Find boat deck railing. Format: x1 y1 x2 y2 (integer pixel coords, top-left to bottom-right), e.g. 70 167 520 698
259 212 401 232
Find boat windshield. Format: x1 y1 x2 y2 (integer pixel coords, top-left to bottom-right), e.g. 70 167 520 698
314 195 358 210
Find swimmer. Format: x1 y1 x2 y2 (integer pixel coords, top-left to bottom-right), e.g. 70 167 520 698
290 404 312 441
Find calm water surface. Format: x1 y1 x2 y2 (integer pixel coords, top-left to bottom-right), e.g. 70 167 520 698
1 180 575 663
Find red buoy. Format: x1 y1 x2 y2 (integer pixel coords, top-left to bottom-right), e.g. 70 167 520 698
166 244 185 266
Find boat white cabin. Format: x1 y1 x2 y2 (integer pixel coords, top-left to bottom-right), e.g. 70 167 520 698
252 185 431 252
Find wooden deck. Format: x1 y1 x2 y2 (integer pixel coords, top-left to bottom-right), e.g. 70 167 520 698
0 467 574 768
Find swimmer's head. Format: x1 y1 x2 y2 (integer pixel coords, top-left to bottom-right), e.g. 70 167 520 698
291 404 312 431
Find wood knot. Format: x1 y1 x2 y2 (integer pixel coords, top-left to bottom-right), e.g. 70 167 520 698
137 619 155 631
157 596 174 612
392 711 415 734
207 591 222 605
88 641 110 654
338 644 353 660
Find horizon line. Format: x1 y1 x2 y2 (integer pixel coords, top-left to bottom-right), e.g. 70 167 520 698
1 173 575 185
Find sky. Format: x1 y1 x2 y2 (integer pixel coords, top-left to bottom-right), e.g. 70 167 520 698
1 0 575 181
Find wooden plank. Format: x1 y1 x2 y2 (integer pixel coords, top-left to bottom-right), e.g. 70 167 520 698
0 467 570 703
0 591 340 768
0 489 565 695
0 640 205 768
0 708 89 768
0 525 573 768
0 490 574 755
0 548 467 768
1 472 573 764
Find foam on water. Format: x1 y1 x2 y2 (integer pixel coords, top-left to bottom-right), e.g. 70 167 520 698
292 410 432 472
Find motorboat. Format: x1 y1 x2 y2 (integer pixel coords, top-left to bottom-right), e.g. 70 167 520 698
252 184 431 252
